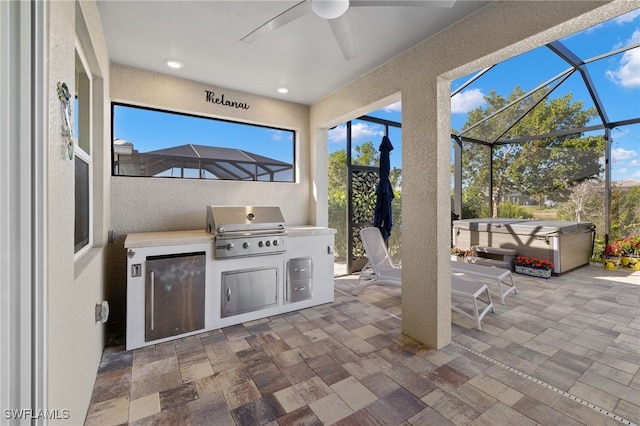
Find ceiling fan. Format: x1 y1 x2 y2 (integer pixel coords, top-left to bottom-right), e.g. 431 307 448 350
240 0 456 61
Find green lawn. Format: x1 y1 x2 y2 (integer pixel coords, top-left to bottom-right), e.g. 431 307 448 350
522 205 558 220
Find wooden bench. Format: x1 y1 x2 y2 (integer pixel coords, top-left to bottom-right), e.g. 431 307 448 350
451 260 517 305
470 246 518 270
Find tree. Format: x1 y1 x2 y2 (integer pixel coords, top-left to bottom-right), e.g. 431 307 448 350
458 87 604 217
557 179 603 223
612 185 640 239
328 140 403 263
328 149 349 260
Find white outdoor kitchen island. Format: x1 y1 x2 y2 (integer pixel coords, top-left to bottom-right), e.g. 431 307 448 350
125 226 336 350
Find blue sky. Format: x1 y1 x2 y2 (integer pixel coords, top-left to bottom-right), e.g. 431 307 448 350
113 105 295 165
328 9 640 182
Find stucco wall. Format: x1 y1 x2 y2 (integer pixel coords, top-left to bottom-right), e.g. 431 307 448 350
108 64 312 331
47 0 111 423
310 1 632 348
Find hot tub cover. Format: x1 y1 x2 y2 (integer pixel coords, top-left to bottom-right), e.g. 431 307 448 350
452 218 527 232
453 219 594 236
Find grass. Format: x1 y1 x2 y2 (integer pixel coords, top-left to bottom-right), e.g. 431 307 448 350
522 205 558 220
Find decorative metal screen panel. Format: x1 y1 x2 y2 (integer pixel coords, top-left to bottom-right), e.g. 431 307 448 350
351 170 378 223
351 225 366 260
348 169 378 272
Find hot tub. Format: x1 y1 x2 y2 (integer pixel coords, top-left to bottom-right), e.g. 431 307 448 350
453 219 595 274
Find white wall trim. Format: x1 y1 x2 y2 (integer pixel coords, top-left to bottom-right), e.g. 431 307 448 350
0 1 48 424
32 0 49 423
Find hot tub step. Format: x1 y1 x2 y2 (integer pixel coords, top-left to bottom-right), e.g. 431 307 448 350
466 256 512 269
471 246 518 270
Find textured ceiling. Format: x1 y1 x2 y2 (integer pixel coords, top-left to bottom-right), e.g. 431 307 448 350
97 1 490 105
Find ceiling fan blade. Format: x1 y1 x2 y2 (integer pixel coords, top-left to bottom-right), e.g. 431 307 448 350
241 0 312 43
350 0 456 7
328 14 357 60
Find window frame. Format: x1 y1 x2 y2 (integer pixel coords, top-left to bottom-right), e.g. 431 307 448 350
73 38 93 258
110 102 297 183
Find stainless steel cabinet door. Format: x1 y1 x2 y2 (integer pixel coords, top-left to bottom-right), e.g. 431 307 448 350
145 252 205 342
221 267 278 317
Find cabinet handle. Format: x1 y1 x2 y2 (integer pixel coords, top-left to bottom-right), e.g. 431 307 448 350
294 286 306 292
150 271 155 331
294 268 306 272
227 286 231 302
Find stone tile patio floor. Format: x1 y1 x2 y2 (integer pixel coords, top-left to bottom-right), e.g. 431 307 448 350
85 264 640 425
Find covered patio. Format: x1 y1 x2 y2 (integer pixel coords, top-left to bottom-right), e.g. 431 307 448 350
85 264 639 424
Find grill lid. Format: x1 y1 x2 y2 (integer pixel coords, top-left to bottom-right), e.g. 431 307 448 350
206 206 285 236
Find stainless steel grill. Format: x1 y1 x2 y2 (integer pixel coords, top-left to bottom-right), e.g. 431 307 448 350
206 206 287 259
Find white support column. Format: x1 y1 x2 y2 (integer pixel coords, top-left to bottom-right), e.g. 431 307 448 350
0 1 48 424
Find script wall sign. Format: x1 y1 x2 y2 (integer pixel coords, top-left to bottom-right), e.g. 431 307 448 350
204 90 250 110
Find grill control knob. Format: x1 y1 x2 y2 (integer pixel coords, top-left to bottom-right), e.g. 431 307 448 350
226 243 234 251
265 240 271 247
258 241 264 247
273 240 279 246
243 242 250 249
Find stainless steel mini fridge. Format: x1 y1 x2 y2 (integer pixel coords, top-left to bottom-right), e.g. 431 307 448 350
145 252 206 342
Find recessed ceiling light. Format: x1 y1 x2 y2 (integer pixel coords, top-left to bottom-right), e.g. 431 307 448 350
277 87 289 94
166 60 183 69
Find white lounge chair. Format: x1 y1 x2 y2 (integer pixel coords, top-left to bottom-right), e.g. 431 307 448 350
353 227 402 296
451 260 517 304
450 275 495 331
354 227 495 330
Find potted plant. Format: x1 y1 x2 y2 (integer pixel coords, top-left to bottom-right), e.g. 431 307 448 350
514 256 554 278
620 235 640 271
602 240 623 270
451 247 472 262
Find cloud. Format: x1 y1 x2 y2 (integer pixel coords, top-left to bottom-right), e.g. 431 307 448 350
383 101 401 113
351 122 385 141
328 124 346 144
606 47 640 88
613 9 640 25
328 122 384 144
612 147 638 162
606 28 640 88
451 89 486 114
270 129 285 141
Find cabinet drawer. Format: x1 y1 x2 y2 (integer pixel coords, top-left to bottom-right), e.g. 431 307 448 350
287 278 312 303
287 257 312 280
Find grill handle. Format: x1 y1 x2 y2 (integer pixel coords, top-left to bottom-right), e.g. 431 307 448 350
215 223 285 236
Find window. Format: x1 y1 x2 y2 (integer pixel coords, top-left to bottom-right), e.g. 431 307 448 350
74 44 92 255
111 104 296 182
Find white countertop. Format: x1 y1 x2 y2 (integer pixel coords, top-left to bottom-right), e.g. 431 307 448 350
286 226 336 237
125 226 335 248
125 230 214 248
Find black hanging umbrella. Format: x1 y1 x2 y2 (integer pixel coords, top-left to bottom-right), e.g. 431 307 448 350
373 135 394 241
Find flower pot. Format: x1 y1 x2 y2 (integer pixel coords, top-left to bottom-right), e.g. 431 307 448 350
514 265 552 279
621 255 640 271
602 256 621 270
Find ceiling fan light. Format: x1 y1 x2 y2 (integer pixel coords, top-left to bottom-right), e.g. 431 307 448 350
312 0 349 20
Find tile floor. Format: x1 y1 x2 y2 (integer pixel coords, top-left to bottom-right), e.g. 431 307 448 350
85 264 640 425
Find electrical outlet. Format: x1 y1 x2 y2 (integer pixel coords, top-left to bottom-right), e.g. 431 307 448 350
131 264 142 277
95 301 109 323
